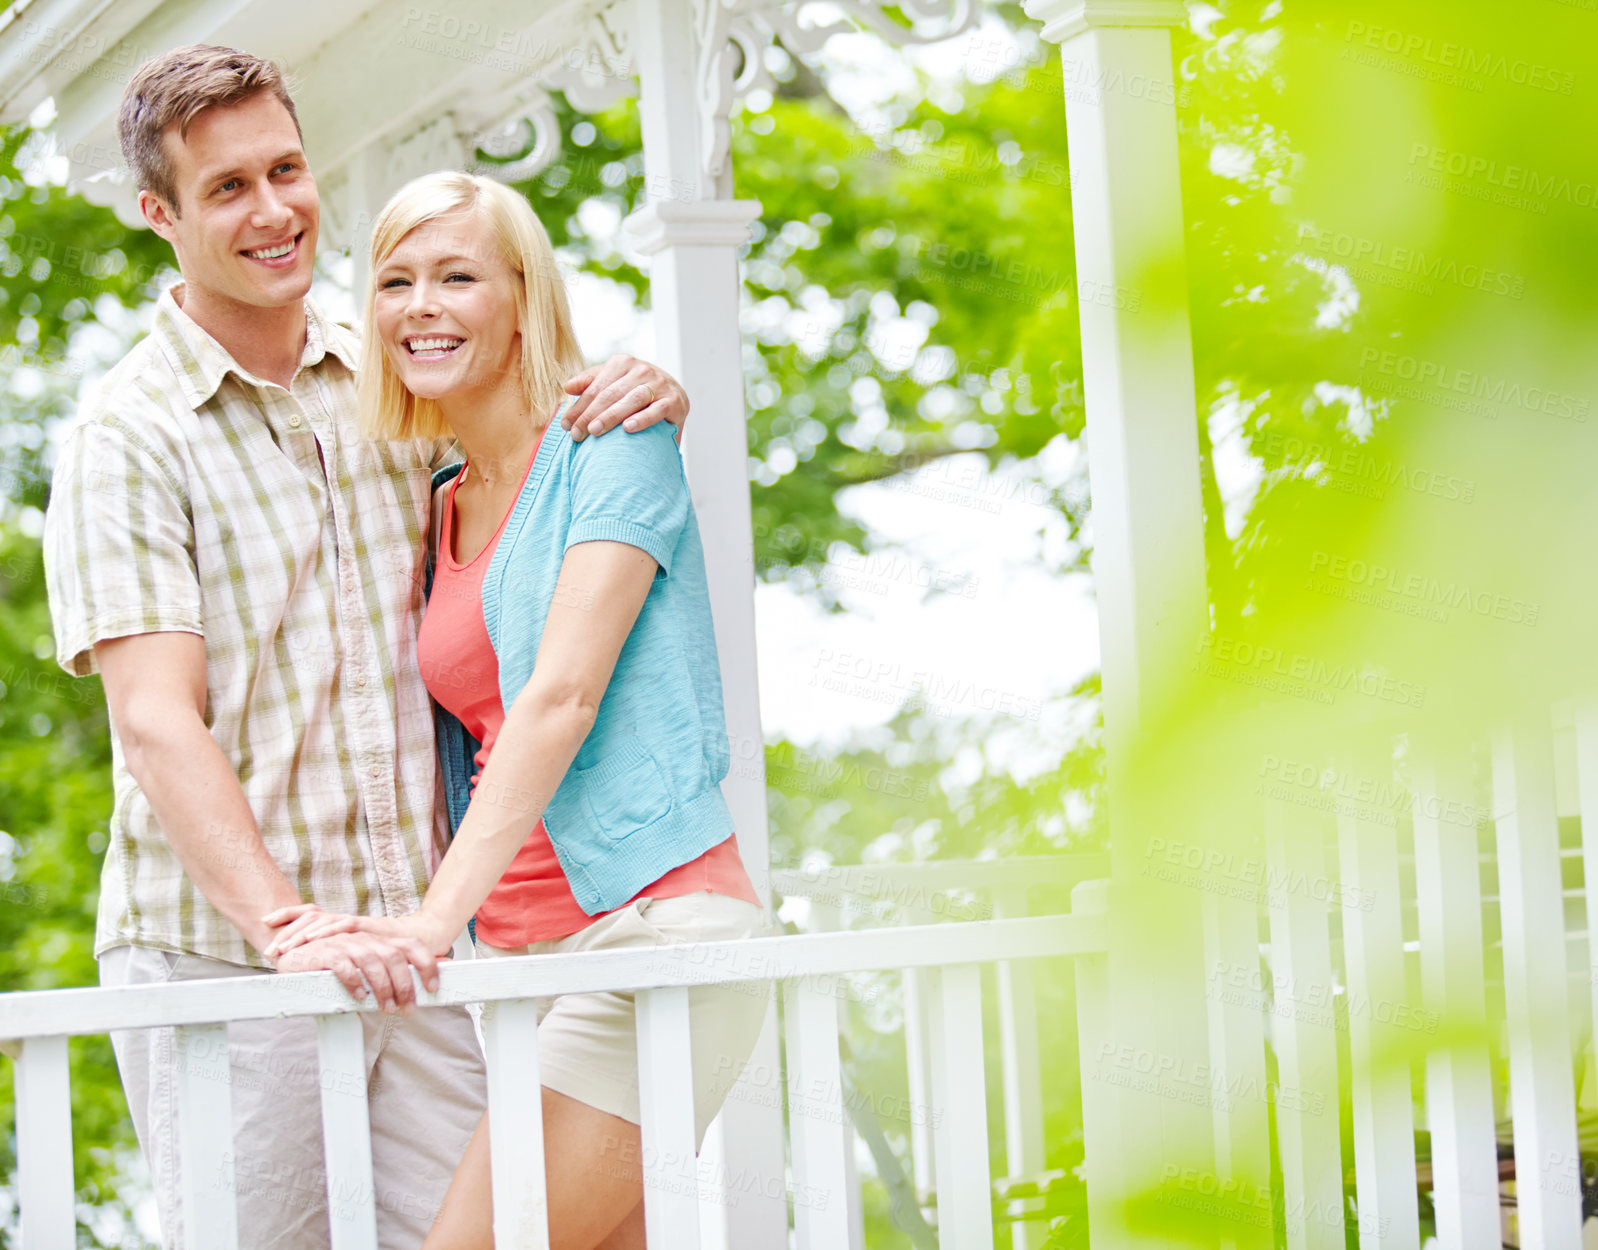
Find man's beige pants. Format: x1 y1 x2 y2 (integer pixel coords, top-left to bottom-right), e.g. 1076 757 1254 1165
101 945 487 1250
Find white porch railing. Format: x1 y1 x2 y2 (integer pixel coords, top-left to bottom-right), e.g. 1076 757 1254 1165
1163 701 1598 1250
773 854 1108 1250
1 908 1106 1249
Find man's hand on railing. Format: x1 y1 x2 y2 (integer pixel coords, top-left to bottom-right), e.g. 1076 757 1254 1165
260 907 450 1010
266 925 443 1015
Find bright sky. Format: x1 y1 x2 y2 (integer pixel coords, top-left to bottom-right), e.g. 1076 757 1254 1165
530 268 1100 758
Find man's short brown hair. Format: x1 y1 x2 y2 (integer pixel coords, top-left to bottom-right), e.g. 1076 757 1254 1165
118 45 302 212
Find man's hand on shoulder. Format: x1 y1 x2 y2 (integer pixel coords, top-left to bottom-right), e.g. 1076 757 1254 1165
560 355 687 443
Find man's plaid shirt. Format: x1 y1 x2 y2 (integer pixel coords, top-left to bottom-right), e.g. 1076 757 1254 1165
44 284 454 968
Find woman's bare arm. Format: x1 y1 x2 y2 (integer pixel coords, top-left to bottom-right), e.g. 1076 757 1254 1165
266 538 658 955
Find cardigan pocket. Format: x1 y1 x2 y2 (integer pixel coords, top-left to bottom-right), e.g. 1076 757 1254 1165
557 732 674 841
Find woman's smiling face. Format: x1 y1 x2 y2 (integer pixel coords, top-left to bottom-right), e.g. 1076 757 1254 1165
373 208 522 404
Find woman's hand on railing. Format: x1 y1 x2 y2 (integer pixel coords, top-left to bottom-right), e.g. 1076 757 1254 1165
264 905 455 965
268 929 442 1014
263 901 354 953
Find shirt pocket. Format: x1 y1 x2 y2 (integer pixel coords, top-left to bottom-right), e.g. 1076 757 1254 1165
559 732 675 840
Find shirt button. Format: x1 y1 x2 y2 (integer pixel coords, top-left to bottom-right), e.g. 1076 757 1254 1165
369 764 381 778
356 674 367 687
289 413 302 428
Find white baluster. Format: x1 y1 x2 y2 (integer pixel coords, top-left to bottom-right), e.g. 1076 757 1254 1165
12 1035 74 1249
1412 746 1499 1250
994 887 1049 1250
636 985 700 1250
1492 724 1582 1249
928 963 995 1250
902 965 937 1210
314 1014 377 1250
808 901 865 1250
899 895 940 1214
1199 886 1271 1249
1070 880 1124 1247
1264 802 1344 1250
1574 707 1598 1144
173 1023 239 1250
784 979 852 1249
481 999 548 1250
1335 751 1420 1250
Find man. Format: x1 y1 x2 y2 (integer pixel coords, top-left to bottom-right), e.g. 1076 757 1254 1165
43 43 688 1249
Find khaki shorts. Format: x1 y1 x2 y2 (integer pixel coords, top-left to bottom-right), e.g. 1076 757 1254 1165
476 890 772 1147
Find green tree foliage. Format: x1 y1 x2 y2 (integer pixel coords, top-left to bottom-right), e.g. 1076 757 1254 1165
7 0 1587 1242
0 127 174 513
0 121 174 1247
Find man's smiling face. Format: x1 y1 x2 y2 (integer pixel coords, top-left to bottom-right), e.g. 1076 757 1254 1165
142 90 319 312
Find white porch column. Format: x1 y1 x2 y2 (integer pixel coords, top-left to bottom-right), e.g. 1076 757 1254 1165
1019 1 1219 1244
627 1 785 1246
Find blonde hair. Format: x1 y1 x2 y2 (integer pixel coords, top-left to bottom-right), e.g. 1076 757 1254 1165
358 172 583 442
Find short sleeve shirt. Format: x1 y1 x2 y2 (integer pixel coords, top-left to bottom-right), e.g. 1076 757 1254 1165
43 283 457 967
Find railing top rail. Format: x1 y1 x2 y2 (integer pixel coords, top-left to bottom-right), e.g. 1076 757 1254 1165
769 853 1108 901
0 912 1104 1043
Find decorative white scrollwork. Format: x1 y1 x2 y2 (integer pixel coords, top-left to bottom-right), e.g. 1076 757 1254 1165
694 0 977 185
382 0 975 197
469 92 564 184
464 0 636 187
541 1 636 113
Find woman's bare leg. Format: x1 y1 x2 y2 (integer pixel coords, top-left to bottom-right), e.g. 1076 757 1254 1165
422 1113 492 1250
593 1200 645 1250
422 1088 645 1250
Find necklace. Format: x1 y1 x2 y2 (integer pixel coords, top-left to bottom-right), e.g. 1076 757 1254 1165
462 428 543 491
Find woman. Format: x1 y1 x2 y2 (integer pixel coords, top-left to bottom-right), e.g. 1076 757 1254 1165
264 171 769 1249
